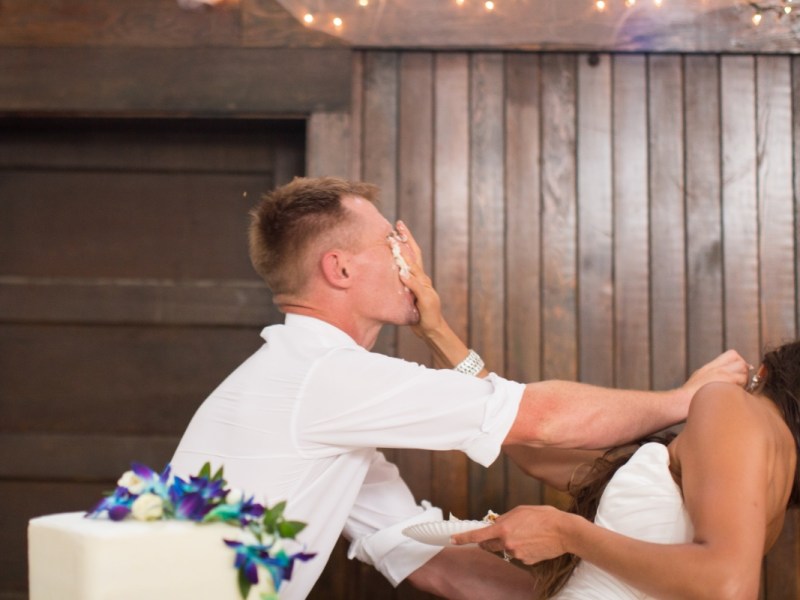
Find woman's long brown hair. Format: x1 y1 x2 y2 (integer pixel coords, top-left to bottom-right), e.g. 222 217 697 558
532 339 800 599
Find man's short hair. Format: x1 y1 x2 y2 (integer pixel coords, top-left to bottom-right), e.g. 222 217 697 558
249 176 380 295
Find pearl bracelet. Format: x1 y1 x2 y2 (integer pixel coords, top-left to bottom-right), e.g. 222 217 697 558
453 349 485 376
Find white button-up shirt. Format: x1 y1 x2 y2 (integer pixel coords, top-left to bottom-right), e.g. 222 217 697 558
170 314 525 598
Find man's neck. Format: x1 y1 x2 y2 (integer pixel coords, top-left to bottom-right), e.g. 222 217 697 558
281 304 382 350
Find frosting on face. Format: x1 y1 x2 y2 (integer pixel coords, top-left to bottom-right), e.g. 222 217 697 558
387 232 411 278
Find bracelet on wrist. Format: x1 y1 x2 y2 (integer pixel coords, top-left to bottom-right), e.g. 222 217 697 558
453 349 485 376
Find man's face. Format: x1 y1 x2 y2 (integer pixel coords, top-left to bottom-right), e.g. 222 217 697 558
342 196 419 326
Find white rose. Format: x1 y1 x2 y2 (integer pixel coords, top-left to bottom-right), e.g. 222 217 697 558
225 488 244 505
131 493 164 521
117 471 146 495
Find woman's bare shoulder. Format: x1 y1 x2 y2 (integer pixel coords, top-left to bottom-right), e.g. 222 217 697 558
688 381 751 415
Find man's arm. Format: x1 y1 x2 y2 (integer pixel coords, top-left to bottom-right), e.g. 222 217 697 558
407 546 534 600
398 220 749 449
504 350 748 449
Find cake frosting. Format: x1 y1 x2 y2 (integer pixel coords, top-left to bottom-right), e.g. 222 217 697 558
28 512 266 600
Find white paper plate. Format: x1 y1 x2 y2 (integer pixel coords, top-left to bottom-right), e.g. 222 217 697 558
402 520 488 546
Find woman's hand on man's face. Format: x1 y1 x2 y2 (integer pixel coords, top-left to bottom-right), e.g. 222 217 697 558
394 220 445 336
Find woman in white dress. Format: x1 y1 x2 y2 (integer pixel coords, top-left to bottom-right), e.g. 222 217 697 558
452 342 800 599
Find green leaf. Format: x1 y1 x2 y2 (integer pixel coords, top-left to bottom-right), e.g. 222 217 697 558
237 568 252 600
212 464 225 482
198 462 212 479
277 520 307 539
262 501 287 533
202 504 240 524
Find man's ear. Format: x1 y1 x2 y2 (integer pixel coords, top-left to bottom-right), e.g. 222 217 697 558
320 250 354 289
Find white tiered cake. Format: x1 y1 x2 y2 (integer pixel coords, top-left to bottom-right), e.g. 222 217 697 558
28 512 258 600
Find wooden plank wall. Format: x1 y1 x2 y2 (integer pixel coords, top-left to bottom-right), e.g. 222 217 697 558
308 51 800 599
0 117 305 599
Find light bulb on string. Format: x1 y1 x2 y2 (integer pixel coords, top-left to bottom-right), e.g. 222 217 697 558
484 0 495 11
303 12 314 24
333 16 343 28
625 0 636 6
595 0 607 11
358 0 368 6
752 11 762 24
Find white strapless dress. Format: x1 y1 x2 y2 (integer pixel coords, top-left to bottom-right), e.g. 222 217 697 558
551 442 694 599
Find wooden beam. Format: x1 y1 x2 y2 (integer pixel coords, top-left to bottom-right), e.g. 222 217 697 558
0 433 180 481
0 278 281 327
0 47 352 115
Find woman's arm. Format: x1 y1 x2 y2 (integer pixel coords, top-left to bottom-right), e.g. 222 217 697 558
454 383 771 600
395 221 488 374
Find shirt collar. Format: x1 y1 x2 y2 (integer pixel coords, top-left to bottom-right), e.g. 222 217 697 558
276 313 362 349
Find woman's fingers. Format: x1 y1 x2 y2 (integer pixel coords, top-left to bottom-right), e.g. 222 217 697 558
396 220 428 278
451 524 499 547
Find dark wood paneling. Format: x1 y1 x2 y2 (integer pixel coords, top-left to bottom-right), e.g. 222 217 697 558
0 171 265 279
1 113 305 599
648 54 687 390
540 53 578 384
0 117 291 172
0 47 351 115
795 56 800 339
721 56 760 362
0 0 242 47
684 54 724 370
756 56 796 345
505 53 544 509
0 324 262 435
613 54 650 390
577 53 613 388
307 112 352 178
0 433 179 481
0 0 342 49
431 52 471 521
468 52 507 518
0 279 279 327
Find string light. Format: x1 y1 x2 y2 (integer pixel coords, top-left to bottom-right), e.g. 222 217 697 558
592 0 651 10
748 2 800 26
484 0 495 10
303 12 314 24
455 0 465 4
358 0 368 6
333 16 343 27
654 0 663 6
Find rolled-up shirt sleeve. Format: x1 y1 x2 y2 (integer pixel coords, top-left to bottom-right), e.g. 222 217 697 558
344 451 444 585
295 348 526 467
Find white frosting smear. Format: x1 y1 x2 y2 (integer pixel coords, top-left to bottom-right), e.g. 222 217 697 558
387 233 411 277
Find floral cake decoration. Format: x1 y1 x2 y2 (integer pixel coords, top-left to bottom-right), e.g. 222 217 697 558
87 462 316 599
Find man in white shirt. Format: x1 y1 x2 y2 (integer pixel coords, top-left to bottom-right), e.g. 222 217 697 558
171 176 747 599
